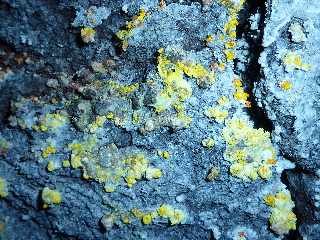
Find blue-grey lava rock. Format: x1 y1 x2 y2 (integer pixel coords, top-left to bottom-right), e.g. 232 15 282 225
0 0 319 239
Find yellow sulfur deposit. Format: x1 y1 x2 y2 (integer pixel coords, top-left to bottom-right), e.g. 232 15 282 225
283 51 311 71
0 177 8 198
116 9 146 50
264 190 296 235
222 118 277 181
41 187 62 208
205 107 228 123
81 27 96 43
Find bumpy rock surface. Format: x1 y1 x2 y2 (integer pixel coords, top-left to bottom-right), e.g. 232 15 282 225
0 0 319 239
255 0 320 238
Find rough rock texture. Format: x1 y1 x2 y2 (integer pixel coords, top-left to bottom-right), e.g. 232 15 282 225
0 0 319 239
255 0 320 238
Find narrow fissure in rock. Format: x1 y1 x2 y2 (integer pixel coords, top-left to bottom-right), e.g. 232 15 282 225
237 1 303 238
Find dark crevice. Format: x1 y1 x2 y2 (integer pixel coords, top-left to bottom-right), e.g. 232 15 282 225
237 1 303 239
280 166 319 240
236 0 274 132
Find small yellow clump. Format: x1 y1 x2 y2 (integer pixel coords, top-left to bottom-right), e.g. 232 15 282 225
264 190 297 235
224 17 239 36
205 34 214 44
41 187 61 208
225 40 236 49
219 0 246 15
108 80 139 96
158 150 170 160
62 160 70 168
145 167 163 180
121 215 131 224
224 50 235 61
206 166 220 181
217 96 229 106
142 213 153 225
202 137 215 149
69 137 161 192
123 154 162 188
36 113 68 132
0 177 8 198
131 208 144 219
68 137 97 169
177 61 215 87
104 184 116 193
222 118 277 181
279 80 293 91
257 165 272 179
233 78 242 87
42 146 57 158
205 107 228 123
69 144 83 168
154 48 214 114
106 112 114 120
157 204 186 225
174 110 193 128
132 111 141 124
283 51 311 71
116 9 146 50
218 62 226 71
234 88 249 101
233 78 250 104
154 49 193 113
81 27 96 43
123 154 149 187
47 161 58 172
140 211 158 225
88 115 107 133
131 205 186 226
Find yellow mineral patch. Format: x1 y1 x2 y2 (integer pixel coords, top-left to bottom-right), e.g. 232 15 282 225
158 150 170 160
123 154 150 187
217 96 229 106
0 177 8 198
205 107 228 123
222 118 277 181
88 115 107 133
233 78 249 105
145 167 163 180
264 190 296 235
116 9 146 50
68 138 162 192
142 213 153 225
206 166 220 181
41 187 61 208
224 50 235 61
279 80 293 91
157 204 186 225
47 160 58 172
206 34 214 44
283 51 311 71
219 0 246 14
62 160 70 168
131 205 186 226
81 27 96 43
201 137 215 149
108 80 139 96
154 48 214 114
177 61 215 87
42 146 57 158
36 113 68 132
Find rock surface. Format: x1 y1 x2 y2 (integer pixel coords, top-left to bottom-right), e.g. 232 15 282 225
0 0 319 239
255 0 320 238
